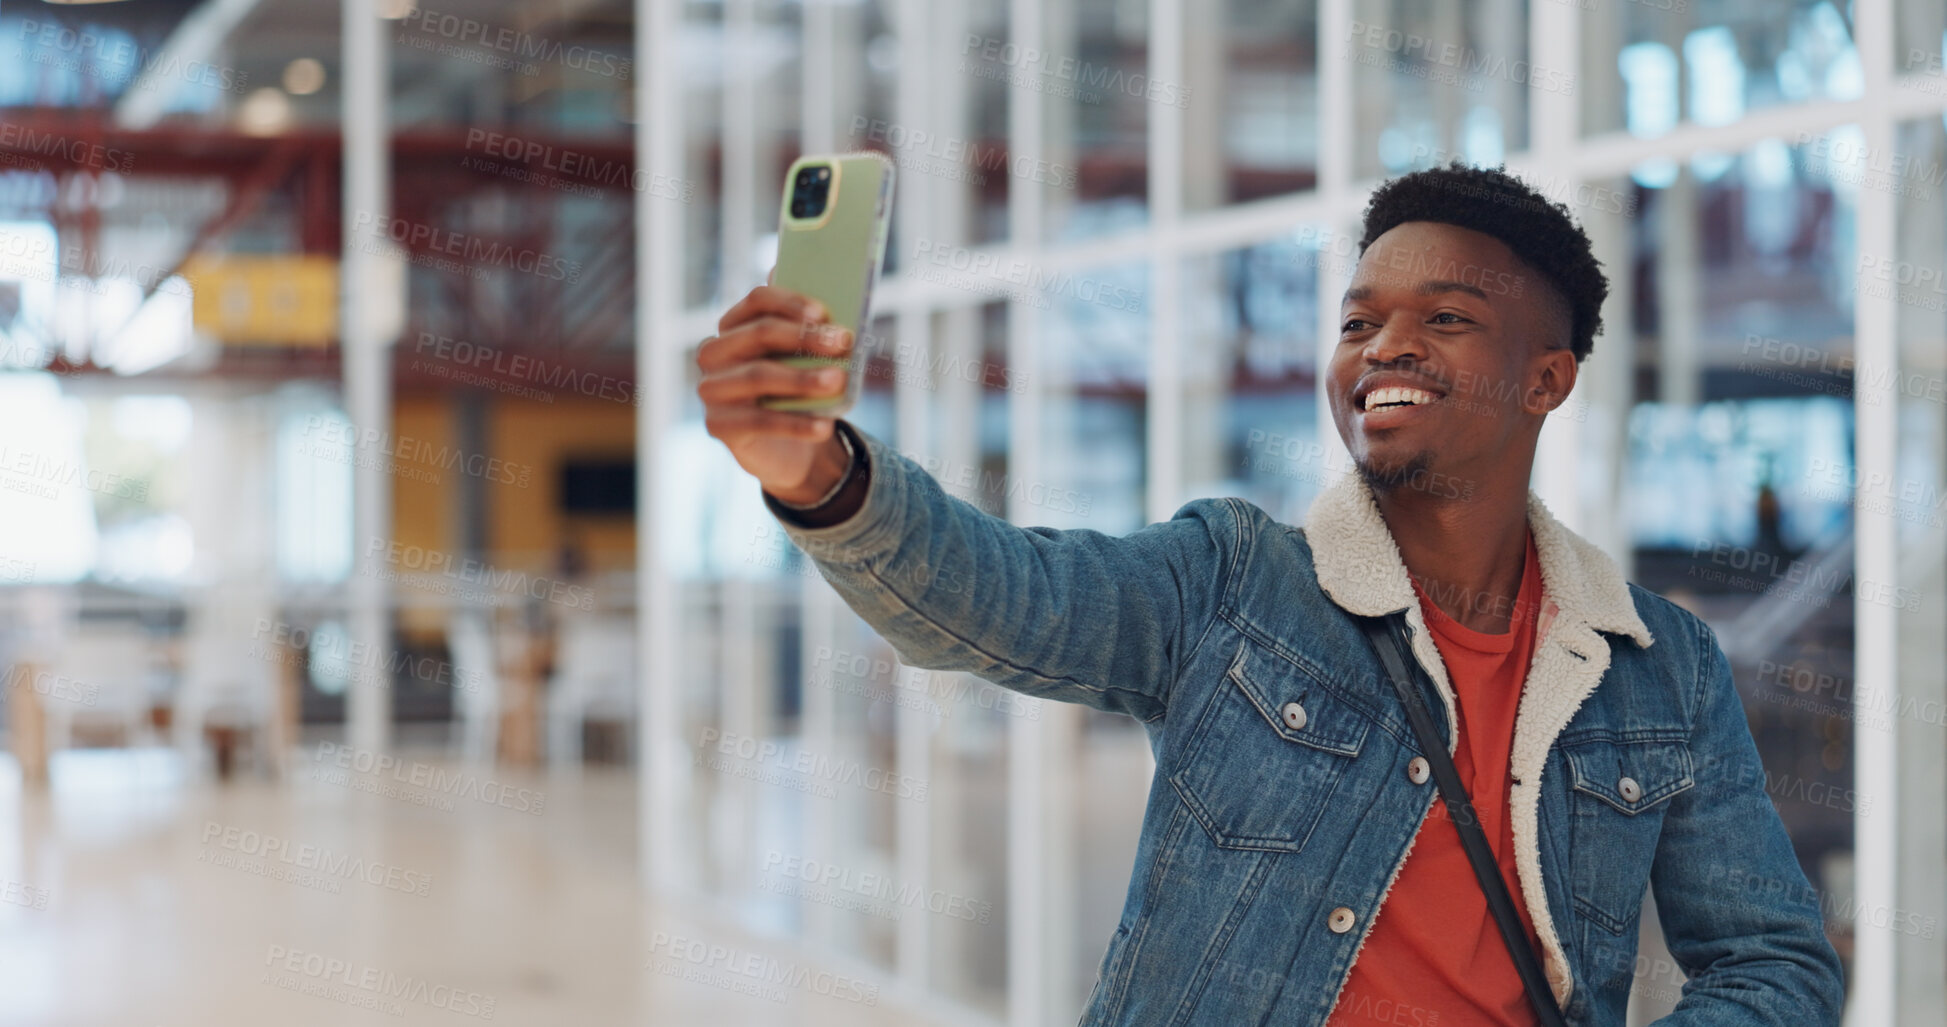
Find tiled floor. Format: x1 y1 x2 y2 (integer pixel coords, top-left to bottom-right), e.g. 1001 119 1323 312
0 745 967 1027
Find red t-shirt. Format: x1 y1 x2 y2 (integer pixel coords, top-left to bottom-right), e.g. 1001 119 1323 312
1327 528 1545 1027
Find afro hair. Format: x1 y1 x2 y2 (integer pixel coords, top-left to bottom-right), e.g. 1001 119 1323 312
1356 161 1609 363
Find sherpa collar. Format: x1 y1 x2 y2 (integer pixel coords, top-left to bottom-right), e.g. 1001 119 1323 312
1304 470 1653 649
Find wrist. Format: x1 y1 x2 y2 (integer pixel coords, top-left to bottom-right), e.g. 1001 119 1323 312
768 431 854 507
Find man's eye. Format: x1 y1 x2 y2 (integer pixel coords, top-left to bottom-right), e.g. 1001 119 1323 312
1341 318 1373 333
1431 312 1471 324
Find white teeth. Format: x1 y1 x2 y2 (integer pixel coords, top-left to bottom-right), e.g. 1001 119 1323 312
1362 386 1440 411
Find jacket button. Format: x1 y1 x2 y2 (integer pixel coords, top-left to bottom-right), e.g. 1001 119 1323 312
1407 757 1430 785
1281 701 1307 731
1618 776 1642 803
1328 907 1357 934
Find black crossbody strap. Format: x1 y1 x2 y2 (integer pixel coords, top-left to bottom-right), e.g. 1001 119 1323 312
1358 613 1568 1027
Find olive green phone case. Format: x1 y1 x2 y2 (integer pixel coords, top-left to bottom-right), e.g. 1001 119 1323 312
760 152 895 414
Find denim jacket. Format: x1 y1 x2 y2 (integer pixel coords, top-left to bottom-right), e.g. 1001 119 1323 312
766 425 1845 1026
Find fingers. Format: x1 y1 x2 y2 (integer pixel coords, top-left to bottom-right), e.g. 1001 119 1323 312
697 285 851 452
698 361 848 406
696 316 853 374
717 285 825 334
704 406 837 445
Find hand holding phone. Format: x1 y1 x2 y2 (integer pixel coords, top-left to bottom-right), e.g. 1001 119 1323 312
697 285 855 505
758 153 896 416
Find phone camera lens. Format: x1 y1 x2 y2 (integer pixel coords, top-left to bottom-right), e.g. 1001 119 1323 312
791 164 832 220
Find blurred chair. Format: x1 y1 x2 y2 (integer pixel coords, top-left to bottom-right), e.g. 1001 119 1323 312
45 626 156 751
447 609 501 767
1 587 72 783
545 614 636 768
174 594 282 778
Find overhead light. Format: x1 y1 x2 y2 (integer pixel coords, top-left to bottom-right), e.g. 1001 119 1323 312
238 87 293 136
283 58 326 95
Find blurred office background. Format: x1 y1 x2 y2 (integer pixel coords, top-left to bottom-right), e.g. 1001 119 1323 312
0 0 1942 1023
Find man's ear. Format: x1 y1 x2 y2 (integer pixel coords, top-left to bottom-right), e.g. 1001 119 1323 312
1528 347 1578 414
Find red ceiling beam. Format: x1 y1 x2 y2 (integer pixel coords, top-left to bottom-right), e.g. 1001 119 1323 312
0 113 636 192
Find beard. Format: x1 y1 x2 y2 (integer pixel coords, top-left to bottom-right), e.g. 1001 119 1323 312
1354 448 1435 495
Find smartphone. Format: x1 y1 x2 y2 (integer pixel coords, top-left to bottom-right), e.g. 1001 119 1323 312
758 152 895 415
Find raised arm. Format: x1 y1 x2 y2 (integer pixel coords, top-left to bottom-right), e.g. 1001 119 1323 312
697 284 1234 723
771 421 1231 722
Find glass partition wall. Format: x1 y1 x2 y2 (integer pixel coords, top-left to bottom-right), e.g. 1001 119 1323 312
637 0 1947 1023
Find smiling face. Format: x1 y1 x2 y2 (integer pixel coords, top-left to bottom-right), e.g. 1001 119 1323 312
1328 221 1580 498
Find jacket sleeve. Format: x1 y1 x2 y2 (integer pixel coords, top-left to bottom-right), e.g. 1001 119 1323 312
1647 618 1847 1024
763 422 1235 723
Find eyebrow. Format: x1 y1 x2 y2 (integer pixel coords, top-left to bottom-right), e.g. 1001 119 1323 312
1343 279 1491 305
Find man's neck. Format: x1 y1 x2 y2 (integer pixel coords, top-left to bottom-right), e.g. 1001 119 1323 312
1373 478 1532 635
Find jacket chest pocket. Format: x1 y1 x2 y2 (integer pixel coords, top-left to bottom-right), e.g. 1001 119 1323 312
1562 736 1694 935
1169 639 1370 854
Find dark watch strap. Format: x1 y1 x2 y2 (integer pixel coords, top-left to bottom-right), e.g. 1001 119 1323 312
1358 612 1569 1027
